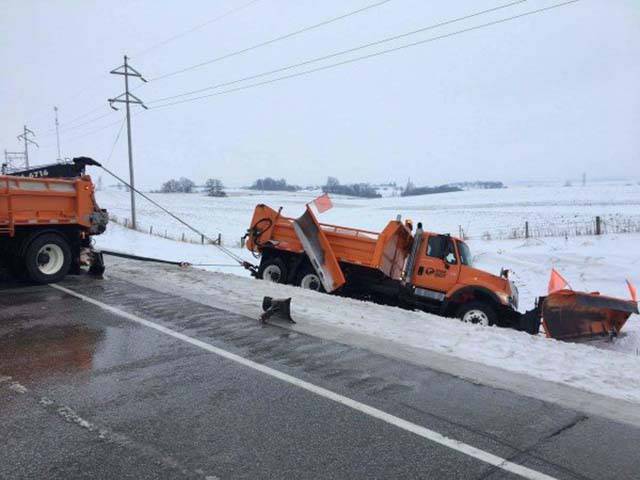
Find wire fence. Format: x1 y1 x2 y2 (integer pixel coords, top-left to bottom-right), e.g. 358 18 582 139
110 213 640 247
461 215 640 241
109 214 222 245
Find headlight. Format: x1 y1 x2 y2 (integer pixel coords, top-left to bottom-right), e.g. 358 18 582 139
496 291 510 305
496 283 519 309
509 281 519 309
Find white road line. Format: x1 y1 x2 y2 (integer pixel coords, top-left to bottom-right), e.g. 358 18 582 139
51 283 558 480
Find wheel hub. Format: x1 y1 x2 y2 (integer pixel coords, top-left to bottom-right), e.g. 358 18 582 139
462 309 489 326
36 244 65 275
301 273 322 291
37 252 51 265
263 264 282 282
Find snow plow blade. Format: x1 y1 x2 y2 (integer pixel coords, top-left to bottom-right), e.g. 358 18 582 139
260 296 295 324
292 206 346 293
541 290 638 340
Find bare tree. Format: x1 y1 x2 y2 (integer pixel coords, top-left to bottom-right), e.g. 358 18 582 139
205 178 226 197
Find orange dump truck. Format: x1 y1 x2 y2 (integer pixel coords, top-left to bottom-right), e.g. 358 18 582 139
246 203 638 339
246 203 528 330
0 162 107 283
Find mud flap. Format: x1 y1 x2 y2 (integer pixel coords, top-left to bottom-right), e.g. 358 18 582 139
292 206 346 293
542 290 638 340
88 250 105 278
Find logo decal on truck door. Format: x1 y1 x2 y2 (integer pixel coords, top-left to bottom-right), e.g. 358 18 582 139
424 267 446 278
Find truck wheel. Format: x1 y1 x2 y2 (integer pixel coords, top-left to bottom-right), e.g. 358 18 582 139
24 233 72 284
297 269 324 292
456 302 496 327
258 257 287 284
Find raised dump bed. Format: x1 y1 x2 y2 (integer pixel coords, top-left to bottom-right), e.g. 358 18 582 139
247 204 413 291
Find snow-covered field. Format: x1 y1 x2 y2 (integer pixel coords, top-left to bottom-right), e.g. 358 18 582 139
93 183 640 402
95 182 640 309
97 182 640 247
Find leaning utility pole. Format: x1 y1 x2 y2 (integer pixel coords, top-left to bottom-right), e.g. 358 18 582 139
17 125 38 168
54 106 62 162
108 55 148 230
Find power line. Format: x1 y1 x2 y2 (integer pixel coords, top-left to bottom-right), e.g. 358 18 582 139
56 104 111 129
132 0 263 59
61 111 115 133
105 118 127 164
148 0 394 83
39 111 116 138
150 0 580 111
147 0 528 106
64 118 126 143
25 75 115 129
23 1 261 130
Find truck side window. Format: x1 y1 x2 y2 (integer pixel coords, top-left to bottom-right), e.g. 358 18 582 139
426 235 445 258
443 239 457 265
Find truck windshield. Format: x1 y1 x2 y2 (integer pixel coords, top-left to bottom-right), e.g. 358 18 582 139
457 241 472 266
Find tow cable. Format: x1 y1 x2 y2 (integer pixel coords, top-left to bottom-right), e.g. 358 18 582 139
98 249 244 268
82 157 258 274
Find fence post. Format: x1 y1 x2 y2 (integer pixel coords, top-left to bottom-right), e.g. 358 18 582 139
240 236 245 248
525 221 529 239
181 232 185 242
217 233 222 245
596 216 601 235
201 234 204 245
149 226 153 235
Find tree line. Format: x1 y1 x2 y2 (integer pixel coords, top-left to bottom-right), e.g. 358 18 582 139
158 177 226 197
154 175 504 199
156 176 382 199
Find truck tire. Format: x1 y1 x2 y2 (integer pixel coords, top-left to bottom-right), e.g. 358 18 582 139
258 257 288 284
24 233 72 284
297 268 324 292
455 301 496 327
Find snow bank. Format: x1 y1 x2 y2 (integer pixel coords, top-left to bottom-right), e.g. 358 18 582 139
95 224 639 405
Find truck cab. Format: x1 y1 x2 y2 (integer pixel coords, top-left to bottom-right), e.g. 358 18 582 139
407 231 518 326
246 203 520 329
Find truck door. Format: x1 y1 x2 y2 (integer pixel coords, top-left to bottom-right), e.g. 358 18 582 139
412 234 461 294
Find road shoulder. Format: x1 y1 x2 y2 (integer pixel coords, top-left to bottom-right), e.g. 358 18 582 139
105 258 640 428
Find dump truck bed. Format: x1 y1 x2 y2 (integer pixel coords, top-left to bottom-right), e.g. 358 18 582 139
0 175 97 236
247 204 413 280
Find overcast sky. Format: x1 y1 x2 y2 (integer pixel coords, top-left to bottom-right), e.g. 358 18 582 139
1 0 639 188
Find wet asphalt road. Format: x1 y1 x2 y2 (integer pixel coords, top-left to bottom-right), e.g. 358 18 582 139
2 275 640 480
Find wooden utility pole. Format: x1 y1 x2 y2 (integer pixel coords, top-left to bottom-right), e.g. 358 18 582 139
108 55 148 230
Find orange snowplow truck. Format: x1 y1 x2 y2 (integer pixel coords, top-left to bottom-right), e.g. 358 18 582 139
246 204 531 331
0 161 107 284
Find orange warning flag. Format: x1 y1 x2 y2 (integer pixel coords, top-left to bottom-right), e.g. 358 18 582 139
312 193 333 213
627 279 638 302
547 269 569 294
